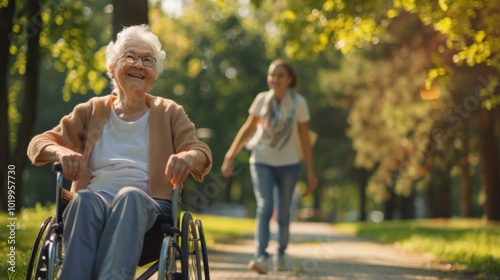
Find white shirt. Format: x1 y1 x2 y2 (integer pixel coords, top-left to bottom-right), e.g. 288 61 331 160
248 91 310 166
87 109 150 196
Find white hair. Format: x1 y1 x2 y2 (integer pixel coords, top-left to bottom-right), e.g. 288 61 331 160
105 24 166 88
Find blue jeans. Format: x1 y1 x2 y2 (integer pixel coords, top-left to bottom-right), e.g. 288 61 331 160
250 163 300 258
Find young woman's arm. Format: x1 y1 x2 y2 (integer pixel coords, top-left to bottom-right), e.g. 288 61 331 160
298 122 318 195
221 114 259 177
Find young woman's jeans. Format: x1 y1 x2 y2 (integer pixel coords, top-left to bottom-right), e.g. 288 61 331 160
250 163 300 259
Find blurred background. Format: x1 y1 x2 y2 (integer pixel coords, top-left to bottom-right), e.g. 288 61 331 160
2 0 499 223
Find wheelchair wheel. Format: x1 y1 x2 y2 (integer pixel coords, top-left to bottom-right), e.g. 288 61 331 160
26 216 53 280
181 212 202 280
195 219 210 280
156 236 184 280
46 231 63 280
157 236 171 280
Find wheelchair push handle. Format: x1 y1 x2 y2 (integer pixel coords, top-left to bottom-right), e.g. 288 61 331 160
52 162 63 173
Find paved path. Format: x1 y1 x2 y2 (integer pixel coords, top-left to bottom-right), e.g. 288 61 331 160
207 221 471 280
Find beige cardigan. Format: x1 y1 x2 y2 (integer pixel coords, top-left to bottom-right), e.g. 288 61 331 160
27 93 212 200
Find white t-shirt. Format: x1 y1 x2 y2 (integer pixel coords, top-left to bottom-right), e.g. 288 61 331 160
248 91 310 166
87 109 150 196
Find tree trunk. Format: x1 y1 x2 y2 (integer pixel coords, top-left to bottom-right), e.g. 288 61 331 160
9 0 43 212
436 169 452 218
112 0 149 39
424 166 451 218
399 191 415 220
358 169 369 221
384 186 396 220
477 108 500 221
460 120 473 217
0 0 16 212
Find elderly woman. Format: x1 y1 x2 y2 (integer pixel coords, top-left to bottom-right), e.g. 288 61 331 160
27 24 212 280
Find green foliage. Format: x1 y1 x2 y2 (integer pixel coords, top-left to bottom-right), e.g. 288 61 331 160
273 0 387 58
338 219 500 276
8 0 108 101
312 6 493 216
323 14 440 201
39 1 108 100
7 80 22 149
272 0 500 106
396 0 500 68
0 204 55 280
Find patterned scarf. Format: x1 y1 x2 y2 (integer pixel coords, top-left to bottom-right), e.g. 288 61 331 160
259 89 297 149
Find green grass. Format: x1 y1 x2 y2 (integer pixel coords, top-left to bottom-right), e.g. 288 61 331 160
1 204 56 280
191 213 254 243
336 219 500 277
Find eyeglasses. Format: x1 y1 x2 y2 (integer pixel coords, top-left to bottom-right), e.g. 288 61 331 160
120 53 156 67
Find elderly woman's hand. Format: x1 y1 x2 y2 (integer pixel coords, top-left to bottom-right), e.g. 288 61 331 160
164 152 195 188
56 148 86 181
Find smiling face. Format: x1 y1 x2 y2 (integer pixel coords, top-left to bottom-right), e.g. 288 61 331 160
267 64 293 94
110 39 156 94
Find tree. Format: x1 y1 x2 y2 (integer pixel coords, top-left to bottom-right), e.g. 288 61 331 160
271 0 500 221
321 13 440 218
0 0 16 212
1 0 43 212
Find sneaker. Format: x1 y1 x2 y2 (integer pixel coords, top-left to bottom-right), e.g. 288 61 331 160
273 254 285 271
248 256 268 274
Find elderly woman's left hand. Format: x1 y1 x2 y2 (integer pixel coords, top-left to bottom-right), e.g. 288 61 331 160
164 152 195 188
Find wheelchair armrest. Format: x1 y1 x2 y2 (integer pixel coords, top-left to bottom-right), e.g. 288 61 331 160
147 214 175 237
156 215 173 225
158 215 175 234
61 188 73 203
52 162 66 224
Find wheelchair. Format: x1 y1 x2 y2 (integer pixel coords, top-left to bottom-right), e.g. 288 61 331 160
26 163 210 280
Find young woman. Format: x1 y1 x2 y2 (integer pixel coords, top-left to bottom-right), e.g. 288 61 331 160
221 59 317 274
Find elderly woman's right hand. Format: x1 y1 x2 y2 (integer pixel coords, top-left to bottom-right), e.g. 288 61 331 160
56 148 85 181
165 152 195 189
